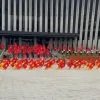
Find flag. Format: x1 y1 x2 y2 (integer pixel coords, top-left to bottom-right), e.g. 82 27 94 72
0 43 5 50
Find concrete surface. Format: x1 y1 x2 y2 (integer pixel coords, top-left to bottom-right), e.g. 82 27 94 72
0 70 100 100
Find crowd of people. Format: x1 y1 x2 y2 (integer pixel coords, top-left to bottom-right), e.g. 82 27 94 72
0 43 100 70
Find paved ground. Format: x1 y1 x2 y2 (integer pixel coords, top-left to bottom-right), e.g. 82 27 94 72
0 70 100 100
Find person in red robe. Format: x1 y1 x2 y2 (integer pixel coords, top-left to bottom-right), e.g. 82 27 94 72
21 45 27 58
0 43 5 50
47 44 50 50
8 44 13 54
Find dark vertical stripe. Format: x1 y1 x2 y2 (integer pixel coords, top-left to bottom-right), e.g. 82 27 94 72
73 0 77 33
98 20 100 38
83 0 88 39
37 0 40 32
48 0 50 32
11 0 13 31
42 0 45 32
16 0 19 31
5 0 8 31
16 0 19 16
82 0 88 40
11 0 13 15
97 21 100 48
22 0 25 31
0 0 2 30
88 0 93 39
77 0 82 40
32 0 34 31
41 0 44 32
63 0 66 33
68 0 71 32
78 0 82 34
58 0 61 33
93 0 99 38
27 0 29 31
53 0 56 32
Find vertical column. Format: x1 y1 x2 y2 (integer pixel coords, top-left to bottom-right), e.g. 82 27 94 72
60 0 64 33
98 39 100 49
79 0 85 47
64 0 69 50
68 39 72 48
29 39 32 58
69 0 74 49
8 0 11 31
84 0 91 49
34 0 37 32
94 0 100 49
49 39 53 50
54 39 57 47
42 39 45 46
34 0 37 57
63 39 67 46
59 0 64 47
54 38 58 51
2 37 6 50
19 37 22 58
50 0 53 32
55 0 58 33
45 0 48 32
58 39 63 48
89 0 96 49
74 0 80 49
54 0 58 51
53 38 58 57
75 0 80 34
39 0 43 32
34 38 37 58
65 0 69 33
2 0 5 30
19 0 22 31
29 0 32 32
70 0 74 33
13 0 17 31
25 0 28 31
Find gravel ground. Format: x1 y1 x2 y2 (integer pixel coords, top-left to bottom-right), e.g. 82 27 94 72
0 70 100 100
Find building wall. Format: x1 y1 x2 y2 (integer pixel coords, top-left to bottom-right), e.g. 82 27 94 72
0 0 100 50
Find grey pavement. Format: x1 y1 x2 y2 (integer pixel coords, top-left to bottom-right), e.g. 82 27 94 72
0 70 100 100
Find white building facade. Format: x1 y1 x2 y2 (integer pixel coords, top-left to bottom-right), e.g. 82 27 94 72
0 0 100 50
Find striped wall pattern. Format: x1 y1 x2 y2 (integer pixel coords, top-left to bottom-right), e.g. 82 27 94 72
1 0 100 50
